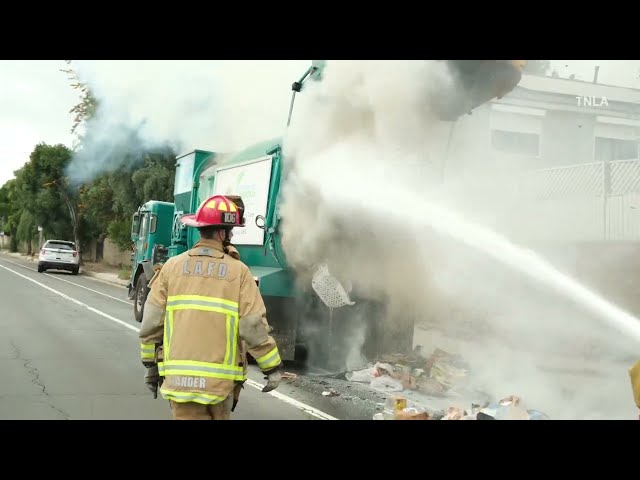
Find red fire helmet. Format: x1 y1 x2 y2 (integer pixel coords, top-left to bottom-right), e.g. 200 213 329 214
180 194 246 228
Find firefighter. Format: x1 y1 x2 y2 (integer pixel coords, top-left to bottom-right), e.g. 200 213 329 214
138 194 283 420
630 360 640 418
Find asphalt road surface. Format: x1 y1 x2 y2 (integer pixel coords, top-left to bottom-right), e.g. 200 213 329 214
0 253 341 420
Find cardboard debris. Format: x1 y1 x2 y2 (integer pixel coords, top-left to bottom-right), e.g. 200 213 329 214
425 348 468 392
391 371 418 390
396 408 432 420
417 377 447 396
441 406 466 420
347 347 470 397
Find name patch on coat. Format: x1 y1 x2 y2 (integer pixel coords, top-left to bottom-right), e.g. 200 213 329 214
169 376 206 388
182 260 227 278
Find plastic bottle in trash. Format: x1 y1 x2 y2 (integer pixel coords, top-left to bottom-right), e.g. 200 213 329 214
383 395 407 419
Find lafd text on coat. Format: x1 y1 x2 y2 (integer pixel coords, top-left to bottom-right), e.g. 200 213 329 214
182 259 228 278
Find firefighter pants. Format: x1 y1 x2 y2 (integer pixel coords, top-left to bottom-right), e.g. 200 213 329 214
169 395 234 420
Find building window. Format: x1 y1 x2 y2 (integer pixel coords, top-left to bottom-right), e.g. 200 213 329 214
491 130 540 156
594 137 638 162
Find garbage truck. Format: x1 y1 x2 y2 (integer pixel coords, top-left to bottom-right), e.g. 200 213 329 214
127 60 526 367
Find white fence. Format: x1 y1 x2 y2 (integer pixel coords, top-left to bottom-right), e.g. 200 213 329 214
519 158 640 242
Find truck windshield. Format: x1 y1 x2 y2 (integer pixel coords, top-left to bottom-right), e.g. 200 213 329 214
174 152 195 195
139 213 157 237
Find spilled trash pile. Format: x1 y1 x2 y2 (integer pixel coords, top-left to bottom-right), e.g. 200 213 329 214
344 347 550 420
374 394 550 420
346 348 470 396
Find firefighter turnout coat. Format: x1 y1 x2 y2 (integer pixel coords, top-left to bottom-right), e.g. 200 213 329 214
138 238 282 405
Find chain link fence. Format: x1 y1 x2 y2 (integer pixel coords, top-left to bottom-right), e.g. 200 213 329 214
519 158 640 241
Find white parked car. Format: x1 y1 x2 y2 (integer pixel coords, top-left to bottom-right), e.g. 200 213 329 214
38 239 80 275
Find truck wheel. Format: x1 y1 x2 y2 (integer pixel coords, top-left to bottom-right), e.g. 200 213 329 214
134 274 149 323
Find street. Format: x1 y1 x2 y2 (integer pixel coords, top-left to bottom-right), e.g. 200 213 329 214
1 251 638 420
0 253 340 420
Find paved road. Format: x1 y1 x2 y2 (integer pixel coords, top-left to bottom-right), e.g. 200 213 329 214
0 253 340 420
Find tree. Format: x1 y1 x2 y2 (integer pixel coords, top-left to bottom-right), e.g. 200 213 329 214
61 61 178 255
10 143 84 258
0 179 20 252
61 60 99 139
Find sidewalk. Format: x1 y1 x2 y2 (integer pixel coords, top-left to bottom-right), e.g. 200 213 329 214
83 270 130 288
0 249 130 288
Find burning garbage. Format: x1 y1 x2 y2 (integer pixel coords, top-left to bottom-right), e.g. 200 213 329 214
372 394 550 420
373 395 434 420
346 347 469 397
348 347 550 420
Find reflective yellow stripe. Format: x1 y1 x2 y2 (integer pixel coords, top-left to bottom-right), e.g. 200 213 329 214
167 295 238 318
223 314 238 366
168 295 238 309
224 314 232 365
140 343 155 360
158 360 245 381
165 295 240 369
218 202 228 211
163 311 173 363
160 388 227 405
256 347 281 371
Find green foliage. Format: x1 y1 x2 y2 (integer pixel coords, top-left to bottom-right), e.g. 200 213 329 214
16 210 37 245
107 218 133 251
0 61 179 258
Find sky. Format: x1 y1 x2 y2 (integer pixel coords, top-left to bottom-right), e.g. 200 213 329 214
1 59 639 187
0 60 80 185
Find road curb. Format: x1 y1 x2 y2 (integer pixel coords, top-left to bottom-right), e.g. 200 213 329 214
81 270 130 289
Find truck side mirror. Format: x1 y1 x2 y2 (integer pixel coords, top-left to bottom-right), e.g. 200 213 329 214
255 215 266 230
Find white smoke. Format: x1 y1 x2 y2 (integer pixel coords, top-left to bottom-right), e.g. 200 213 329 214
66 60 309 184
278 60 640 418
61 59 640 417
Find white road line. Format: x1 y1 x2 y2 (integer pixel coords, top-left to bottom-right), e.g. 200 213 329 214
0 262 337 420
244 379 338 420
1 258 131 305
0 263 139 332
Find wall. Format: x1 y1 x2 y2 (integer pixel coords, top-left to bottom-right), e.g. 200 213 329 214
541 110 596 167
82 238 131 267
102 238 132 267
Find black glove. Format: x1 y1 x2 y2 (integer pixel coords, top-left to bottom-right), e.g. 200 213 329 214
262 369 282 393
144 365 161 399
231 380 245 412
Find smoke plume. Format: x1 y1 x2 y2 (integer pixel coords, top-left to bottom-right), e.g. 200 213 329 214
65 60 309 185
63 59 640 417
279 60 640 418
